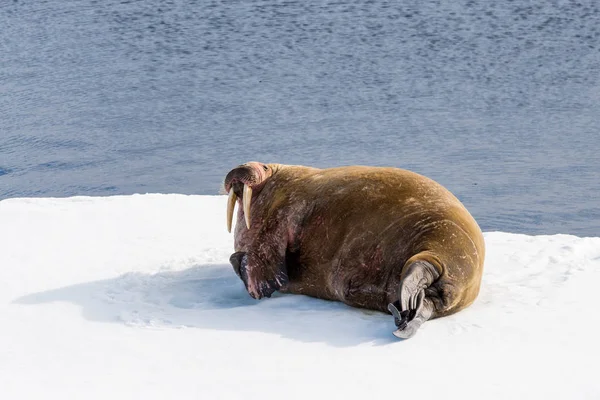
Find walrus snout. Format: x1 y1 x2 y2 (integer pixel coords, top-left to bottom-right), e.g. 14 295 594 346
223 162 271 193
224 162 273 232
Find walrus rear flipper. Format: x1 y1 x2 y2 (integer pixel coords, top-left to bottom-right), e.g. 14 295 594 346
388 260 439 339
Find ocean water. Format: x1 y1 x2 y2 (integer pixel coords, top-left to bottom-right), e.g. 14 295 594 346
1 0 599 236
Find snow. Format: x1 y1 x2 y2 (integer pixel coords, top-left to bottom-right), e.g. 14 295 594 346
1 194 599 399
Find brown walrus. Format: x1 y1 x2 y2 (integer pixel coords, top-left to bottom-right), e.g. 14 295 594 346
224 162 485 338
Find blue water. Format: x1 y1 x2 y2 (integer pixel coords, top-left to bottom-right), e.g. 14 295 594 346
1 0 599 236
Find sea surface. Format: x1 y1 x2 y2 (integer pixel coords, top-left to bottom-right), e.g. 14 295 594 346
1 0 599 236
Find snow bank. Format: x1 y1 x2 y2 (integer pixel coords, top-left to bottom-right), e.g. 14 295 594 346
1 195 598 399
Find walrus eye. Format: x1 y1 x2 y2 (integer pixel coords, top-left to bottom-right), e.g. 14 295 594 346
263 165 268 171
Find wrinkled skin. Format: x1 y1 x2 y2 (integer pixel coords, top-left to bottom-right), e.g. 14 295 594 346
224 162 485 338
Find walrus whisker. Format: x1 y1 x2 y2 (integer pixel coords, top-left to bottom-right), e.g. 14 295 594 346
227 190 237 233
243 184 252 229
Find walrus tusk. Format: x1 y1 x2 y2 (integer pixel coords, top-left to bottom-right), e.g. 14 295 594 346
227 190 237 233
243 184 252 229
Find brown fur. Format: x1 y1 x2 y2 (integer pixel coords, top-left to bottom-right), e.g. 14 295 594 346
226 163 485 319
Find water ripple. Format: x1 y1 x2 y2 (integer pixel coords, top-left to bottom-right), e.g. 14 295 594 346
1 0 599 236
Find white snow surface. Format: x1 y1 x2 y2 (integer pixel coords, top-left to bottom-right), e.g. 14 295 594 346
1 194 599 399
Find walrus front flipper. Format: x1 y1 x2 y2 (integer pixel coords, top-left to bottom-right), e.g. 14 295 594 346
389 260 439 339
230 251 246 278
232 252 288 300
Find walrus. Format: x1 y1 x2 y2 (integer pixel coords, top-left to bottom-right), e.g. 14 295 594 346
224 162 485 338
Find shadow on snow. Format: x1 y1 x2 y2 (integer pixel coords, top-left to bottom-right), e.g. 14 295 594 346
13 263 398 347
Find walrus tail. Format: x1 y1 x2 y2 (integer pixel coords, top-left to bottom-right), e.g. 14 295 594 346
388 260 440 339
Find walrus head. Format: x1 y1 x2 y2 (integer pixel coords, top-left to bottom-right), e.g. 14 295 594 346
223 161 276 232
